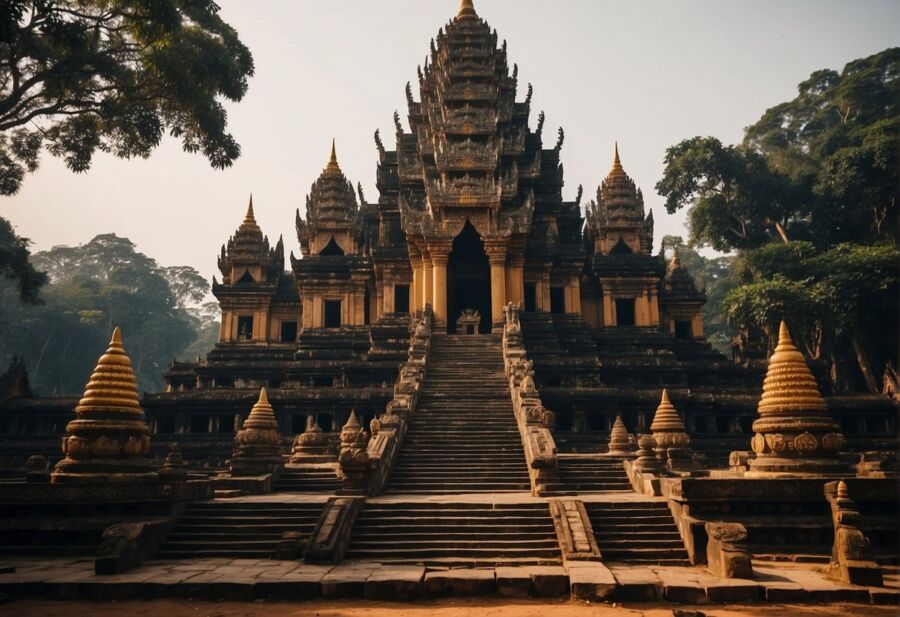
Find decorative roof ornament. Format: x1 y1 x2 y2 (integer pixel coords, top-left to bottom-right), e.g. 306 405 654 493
457 0 477 19
52 328 156 483
748 321 849 477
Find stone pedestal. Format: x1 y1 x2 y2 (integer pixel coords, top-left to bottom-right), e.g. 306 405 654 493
291 421 336 463
705 522 753 579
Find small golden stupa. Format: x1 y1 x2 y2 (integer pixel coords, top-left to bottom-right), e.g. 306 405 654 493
608 415 635 455
650 389 692 469
229 387 284 476
747 321 848 477
52 328 156 483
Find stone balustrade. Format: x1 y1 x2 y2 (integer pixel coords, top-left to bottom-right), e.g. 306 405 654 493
337 305 433 496
502 303 562 496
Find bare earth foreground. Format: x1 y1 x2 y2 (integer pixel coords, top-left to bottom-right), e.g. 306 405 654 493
1 599 895 617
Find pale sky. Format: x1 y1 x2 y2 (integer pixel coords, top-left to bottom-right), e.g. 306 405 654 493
4 0 899 282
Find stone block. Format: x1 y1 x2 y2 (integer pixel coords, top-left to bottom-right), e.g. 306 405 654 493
703 581 761 602
567 562 616 600
704 522 753 580
611 567 660 601
321 566 373 598
659 571 709 604
495 566 531 598
808 586 871 603
364 566 425 600
424 569 495 596
526 565 568 597
870 588 900 605
763 583 809 602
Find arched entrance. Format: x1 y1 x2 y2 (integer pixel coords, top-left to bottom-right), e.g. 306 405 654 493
447 221 491 333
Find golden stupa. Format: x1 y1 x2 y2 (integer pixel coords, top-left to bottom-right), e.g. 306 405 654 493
229 387 283 476
52 327 156 483
748 321 848 477
608 415 635 455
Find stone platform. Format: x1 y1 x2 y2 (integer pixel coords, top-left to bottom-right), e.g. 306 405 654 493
0 556 896 605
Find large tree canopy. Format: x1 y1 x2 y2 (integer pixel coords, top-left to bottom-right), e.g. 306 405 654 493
0 215 46 302
657 48 898 251
0 0 255 195
0 233 219 394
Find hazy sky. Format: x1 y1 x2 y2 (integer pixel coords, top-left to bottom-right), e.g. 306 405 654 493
4 0 899 282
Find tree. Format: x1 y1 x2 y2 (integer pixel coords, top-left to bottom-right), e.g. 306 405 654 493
655 137 795 251
0 233 219 394
0 215 46 302
0 1 255 196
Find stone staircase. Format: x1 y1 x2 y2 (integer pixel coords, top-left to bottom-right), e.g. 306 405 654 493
155 500 325 559
386 334 531 494
345 502 561 566
557 456 632 492
273 465 341 493
586 501 690 565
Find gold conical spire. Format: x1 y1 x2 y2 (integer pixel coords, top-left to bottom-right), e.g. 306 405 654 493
650 388 686 433
52 327 155 483
244 387 278 430
325 139 341 175
758 321 827 415
239 195 260 232
608 142 627 182
608 415 635 454
75 327 142 416
457 0 477 19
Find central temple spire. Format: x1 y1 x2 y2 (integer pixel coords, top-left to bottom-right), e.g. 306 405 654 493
457 0 477 19
325 138 341 175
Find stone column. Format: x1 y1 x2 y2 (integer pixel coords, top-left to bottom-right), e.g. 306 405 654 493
602 290 614 327
506 254 525 306
422 249 434 308
649 288 661 326
484 240 508 332
691 313 705 338
570 276 582 315
430 241 451 330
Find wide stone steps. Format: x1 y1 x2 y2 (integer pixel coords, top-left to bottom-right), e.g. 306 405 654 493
155 501 324 560
557 457 633 492
386 334 529 494
273 468 341 493
586 501 690 566
345 503 561 566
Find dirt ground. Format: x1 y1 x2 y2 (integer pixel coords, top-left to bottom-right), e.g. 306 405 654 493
0 599 895 617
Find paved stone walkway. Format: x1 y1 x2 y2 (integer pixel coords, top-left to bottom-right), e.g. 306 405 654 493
0 557 896 604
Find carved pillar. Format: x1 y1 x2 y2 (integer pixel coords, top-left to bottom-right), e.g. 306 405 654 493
692 313 704 338
422 247 434 308
569 276 582 315
430 241 451 330
649 288 661 326
484 240 508 332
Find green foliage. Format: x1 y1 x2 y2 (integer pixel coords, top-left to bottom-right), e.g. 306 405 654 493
0 0 255 195
0 215 47 303
0 234 219 394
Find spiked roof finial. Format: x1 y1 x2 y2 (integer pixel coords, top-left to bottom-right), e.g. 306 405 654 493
242 195 257 227
325 139 341 175
457 0 477 19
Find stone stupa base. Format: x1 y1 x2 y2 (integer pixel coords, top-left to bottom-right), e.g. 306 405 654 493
746 455 852 478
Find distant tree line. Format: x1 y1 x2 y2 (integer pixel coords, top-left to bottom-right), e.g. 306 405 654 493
657 48 899 393
0 234 219 395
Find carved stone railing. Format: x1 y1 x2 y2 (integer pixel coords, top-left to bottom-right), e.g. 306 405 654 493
337 305 433 496
502 303 562 496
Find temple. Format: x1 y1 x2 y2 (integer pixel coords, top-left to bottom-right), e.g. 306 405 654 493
0 0 896 604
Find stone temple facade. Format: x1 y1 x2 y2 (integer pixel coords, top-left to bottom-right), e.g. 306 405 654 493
0 0 896 604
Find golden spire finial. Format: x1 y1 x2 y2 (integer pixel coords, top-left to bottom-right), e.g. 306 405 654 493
244 386 278 430
110 326 123 347
757 320 827 415
651 388 686 433
241 195 258 229
457 0 477 19
325 139 341 174
608 142 627 181
259 386 269 405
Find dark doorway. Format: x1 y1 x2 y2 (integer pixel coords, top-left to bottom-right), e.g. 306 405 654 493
674 320 692 340
324 300 342 328
447 220 491 333
524 282 537 312
610 236 633 255
280 321 298 343
550 287 566 314
320 236 345 256
615 298 636 326
237 316 253 340
394 284 410 313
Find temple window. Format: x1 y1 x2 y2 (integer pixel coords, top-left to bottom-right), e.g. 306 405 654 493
674 320 692 340
157 417 176 434
524 283 537 312
864 417 886 434
715 416 730 434
190 415 209 434
588 414 607 431
550 287 566 314
318 414 333 431
216 415 234 434
280 321 298 343
237 316 253 341
610 236 633 255
324 300 342 328
394 284 410 312
313 376 333 387
841 417 859 435
555 412 573 431
236 269 256 284
291 414 306 434
615 299 636 326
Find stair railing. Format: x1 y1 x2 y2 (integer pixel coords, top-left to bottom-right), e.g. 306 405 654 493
338 304 433 496
502 303 562 496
